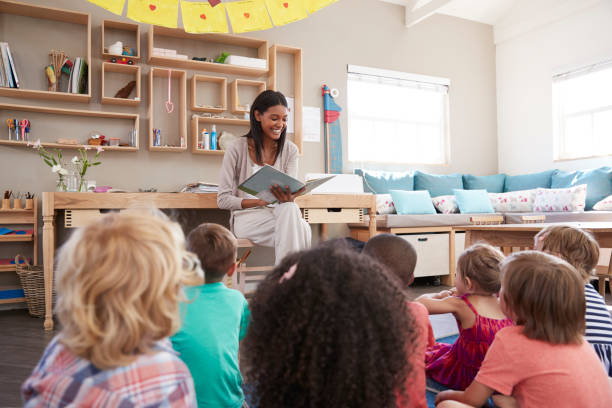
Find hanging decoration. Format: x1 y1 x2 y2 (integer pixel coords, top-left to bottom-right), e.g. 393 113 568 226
127 0 180 28
87 0 339 34
181 1 229 33
322 84 343 174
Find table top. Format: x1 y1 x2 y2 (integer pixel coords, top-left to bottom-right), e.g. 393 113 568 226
460 222 612 232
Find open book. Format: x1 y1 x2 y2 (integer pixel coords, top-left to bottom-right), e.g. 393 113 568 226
239 165 334 204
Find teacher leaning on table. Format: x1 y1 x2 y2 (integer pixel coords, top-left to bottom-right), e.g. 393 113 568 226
217 90 311 264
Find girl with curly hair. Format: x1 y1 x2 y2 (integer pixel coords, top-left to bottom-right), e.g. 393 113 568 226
242 244 419 408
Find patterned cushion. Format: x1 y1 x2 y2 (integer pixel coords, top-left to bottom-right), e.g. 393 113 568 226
488 189 536 212
375 194 396 214
593 195 612 211
432 195 459 214
533 185 587 212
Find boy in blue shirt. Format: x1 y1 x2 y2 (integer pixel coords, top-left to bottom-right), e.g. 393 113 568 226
172 223 250 408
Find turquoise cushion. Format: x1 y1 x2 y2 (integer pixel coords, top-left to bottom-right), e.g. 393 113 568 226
453 189 494 214
414 171 463 197
503 170 555 192
354 169 413 194
551 167 612 210
463 174 506 193
390 190 436 214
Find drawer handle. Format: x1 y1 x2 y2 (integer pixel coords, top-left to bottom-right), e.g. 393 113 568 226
417 237 428 242
327 208 341 213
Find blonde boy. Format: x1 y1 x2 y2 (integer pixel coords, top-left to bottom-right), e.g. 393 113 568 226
22 211 200 406
171 223 250 408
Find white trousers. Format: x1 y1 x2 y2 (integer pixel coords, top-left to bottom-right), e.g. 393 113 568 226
233 202 312 264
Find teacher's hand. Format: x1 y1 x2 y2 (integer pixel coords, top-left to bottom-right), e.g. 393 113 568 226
271 185 305 203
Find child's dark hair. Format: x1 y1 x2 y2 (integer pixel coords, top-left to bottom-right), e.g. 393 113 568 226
186 223 237 283
501 251 585 344
363 233 417 288
246 90 288 164
458 243 505 294
243 244 418 408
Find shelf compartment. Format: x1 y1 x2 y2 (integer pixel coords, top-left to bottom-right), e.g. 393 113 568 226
191 75 227 113
101 62 141 106
0 0 91 103
148 68 187 152
0 285 25 304
190 115 225 155
147 26 268 77
0 103 139 150
0 234 33 242
230 79 266 114
102 19 140 61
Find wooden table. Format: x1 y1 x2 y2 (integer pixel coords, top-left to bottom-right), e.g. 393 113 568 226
42 192 376 330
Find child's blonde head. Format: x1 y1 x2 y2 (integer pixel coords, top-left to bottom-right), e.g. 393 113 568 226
457 243 505 294
56 210 203 369
534 225 599 281
501 251 585 344
186 223 237 282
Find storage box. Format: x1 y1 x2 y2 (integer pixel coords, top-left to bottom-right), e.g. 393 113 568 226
306 174 364 194
225 55 266 69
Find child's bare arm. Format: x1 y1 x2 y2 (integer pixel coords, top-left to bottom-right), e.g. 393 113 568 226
436 381 494 407
415 293 461 315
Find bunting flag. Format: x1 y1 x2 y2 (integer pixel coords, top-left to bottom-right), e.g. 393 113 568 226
265 0 307 26
226 0 273 33
127 0 179 28
181 1 229 33
87 0 126 15
306 0 337 14
322 85 343 174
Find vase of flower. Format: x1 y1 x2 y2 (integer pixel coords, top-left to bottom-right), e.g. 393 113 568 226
72 147 103 193
56 174 68 192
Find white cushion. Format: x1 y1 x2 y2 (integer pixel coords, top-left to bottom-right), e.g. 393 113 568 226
593 195 612 211
432 195 458 214
488 189 536 212
533 184 587 212
375 194 396 214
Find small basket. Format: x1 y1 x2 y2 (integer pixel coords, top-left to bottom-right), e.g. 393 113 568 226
15 255 54 318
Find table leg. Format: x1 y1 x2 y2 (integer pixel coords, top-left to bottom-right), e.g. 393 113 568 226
368 200 376 239
320 224 328 241
442 230 455 286
465 230 472 248
42 193 55 331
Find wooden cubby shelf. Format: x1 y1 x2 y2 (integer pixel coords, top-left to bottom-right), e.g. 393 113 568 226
0 0 91 103
148 68 187 152
191 75 227 113
231 79 266 114
102 19 140 61
148 26 268 77
0 103 139 150
102 62 141 106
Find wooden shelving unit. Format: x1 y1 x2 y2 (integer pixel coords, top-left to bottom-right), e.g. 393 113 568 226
148 68 187 152
101 62 141 106
0 103 139 150
147 26 268 77
191 75 227 113
268 45 303 153
230 79 266 114
0 0 91 103
102 19 140 61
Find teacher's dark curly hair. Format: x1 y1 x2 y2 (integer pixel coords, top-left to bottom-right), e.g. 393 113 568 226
242 244 419 408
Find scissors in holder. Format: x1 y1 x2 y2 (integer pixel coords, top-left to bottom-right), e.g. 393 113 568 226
19 119 30 141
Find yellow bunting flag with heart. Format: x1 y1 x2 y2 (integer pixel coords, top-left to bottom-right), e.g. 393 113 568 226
265 0 307 26
305 0 337 14
181 1 229 33
87 0 126 15
127 0 179 28
226 0 273 34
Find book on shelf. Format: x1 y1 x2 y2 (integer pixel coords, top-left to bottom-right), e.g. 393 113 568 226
0 42 20 88
67 57 88 94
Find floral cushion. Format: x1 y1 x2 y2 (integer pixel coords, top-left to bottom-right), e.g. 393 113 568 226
593 195 612 211
432 195 458 214
533 184 587 212
488 189 536 212
375 194 396 214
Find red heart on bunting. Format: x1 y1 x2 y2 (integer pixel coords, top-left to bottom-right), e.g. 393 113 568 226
283 2 289 7
244 12 250 18
200 14 207 19
208 0 221 6
149 4 156 11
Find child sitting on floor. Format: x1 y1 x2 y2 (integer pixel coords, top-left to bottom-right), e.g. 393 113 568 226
171 223 250 408
22 211 201 406
242 244 417 408
436 251 612 408
363 233 435 408
417 243 513 391
535 224 612 376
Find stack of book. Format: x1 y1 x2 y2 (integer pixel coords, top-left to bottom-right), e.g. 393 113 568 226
66 57 88 94
0 42 20 88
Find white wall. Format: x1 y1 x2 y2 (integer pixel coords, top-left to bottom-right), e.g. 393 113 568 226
496 0 612 174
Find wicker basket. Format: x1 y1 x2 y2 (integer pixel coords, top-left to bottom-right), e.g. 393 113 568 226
15 255 54 318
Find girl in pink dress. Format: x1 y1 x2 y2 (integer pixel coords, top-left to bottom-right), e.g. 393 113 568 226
416 243 513 390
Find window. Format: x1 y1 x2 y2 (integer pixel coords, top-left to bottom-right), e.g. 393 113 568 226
553 60 612 160
347 65 450 165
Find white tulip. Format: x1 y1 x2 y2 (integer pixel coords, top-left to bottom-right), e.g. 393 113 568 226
71 156 79 163
51 164 62 173
59 168 69 176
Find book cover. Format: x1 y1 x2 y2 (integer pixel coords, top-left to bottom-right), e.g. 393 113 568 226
71 58 81 93
238 164 334 203
66 59 74 93
0 43 14 88
5 43 19 88
78 60 88 94
0 49 6 87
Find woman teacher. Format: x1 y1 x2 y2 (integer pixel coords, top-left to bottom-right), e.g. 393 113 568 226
217 90 311 264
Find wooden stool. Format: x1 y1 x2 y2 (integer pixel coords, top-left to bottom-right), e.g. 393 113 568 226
227 238 275 298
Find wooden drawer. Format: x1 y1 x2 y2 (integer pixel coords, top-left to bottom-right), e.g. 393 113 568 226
400 233 450 277
65 209 120 228
302 208 363 224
